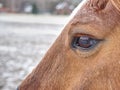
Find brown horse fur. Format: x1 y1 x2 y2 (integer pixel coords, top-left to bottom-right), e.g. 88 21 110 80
112 0 120 11
18 0 120 90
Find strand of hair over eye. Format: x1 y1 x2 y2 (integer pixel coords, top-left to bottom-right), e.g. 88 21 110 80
111 0 120 11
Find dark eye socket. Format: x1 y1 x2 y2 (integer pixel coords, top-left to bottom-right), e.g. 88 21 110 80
72 35 102 51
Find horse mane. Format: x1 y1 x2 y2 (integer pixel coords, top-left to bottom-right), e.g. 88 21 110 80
111 0 120 11
88 0 109 11
86 0 120 12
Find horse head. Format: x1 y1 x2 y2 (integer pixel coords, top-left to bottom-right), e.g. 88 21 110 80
18 0 120 89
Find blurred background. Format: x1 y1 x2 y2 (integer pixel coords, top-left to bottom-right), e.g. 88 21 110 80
0 0 83 14
0 0 82 90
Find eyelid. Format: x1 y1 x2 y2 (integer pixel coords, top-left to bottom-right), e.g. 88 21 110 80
69 27 106 40
74 33 96 38
73 33 104 41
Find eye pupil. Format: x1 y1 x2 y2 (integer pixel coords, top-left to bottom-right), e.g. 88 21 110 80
72 36 100 50
79 36 90 46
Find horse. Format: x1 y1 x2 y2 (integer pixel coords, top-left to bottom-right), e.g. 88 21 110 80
18 0 120 89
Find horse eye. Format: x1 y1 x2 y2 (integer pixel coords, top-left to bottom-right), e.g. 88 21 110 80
72 35 101 50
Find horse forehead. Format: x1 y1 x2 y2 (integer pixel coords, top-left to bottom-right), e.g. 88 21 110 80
70 0 120 30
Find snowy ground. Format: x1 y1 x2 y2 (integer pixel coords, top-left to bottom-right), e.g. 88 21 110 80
0 14 66 90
